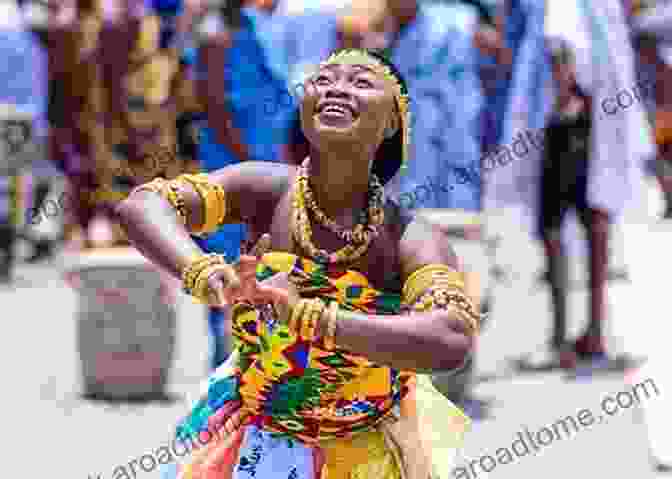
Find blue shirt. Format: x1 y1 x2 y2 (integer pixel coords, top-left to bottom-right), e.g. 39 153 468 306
219 7 295 165
0 28 48 140
390 3 484 212
194 7 295 258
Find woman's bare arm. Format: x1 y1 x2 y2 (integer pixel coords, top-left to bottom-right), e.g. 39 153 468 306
115 161 292 279
318 219 475 372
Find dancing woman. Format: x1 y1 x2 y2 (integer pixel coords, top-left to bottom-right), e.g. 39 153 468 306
117 49 479 479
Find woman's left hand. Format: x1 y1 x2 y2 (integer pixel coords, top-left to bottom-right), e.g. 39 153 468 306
256 272 301 325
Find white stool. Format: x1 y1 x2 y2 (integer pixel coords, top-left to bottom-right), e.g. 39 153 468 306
62 247 176 399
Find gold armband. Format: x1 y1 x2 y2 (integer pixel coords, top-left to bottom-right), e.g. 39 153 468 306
174 173 227 235
402 264 480 335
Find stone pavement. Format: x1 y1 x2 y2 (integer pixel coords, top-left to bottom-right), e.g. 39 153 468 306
3 206 668 479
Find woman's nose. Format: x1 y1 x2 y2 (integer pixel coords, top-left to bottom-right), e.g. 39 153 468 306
324 78 352 99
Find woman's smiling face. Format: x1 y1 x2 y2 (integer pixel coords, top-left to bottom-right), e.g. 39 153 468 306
299 58 399 150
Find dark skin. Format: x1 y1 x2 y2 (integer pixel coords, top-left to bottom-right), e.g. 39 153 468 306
117 59 474 373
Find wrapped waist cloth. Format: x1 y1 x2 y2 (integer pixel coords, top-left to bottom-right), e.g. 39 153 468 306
171 252 470 479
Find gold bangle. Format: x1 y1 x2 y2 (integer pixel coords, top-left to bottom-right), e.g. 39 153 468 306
323 301 339 351
402 264 466 306
301 299 322 342
289 299 309 335
182 254 229 297
181 254 215 294
299 299 316 340
192 263 234 304
165 182 188 225
176 174 227 235
182 254 218 291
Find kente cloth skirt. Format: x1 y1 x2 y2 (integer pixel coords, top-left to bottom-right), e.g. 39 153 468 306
163 374 465 479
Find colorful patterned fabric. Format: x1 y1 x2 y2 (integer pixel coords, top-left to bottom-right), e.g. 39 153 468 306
177 252 409 443
169 252 470 479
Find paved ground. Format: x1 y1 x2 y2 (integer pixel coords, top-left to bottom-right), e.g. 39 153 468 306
3 205 668 479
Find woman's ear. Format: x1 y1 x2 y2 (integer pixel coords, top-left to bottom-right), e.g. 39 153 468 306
384 111 400 139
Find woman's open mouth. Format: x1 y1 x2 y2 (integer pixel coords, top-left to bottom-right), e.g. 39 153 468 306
316 101 358 125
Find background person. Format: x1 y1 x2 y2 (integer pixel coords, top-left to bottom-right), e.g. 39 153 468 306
516 38 608 371
0 0 54 280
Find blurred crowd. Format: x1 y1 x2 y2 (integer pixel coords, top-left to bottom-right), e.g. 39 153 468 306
1 0 672 472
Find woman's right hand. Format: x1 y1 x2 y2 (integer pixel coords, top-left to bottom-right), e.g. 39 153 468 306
205 233 277 307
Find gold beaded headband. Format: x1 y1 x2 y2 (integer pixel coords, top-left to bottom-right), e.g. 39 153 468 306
319 49 412 173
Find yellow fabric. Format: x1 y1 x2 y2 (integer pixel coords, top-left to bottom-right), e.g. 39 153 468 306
321 430 402 479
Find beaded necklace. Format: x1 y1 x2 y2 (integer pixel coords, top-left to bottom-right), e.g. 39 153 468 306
291 158 385 265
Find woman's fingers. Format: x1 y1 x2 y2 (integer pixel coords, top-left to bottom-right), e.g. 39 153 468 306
248 233 271 258
207 274 231 307
207 400 242 434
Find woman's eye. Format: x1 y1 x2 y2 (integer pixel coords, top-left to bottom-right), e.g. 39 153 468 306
314 75 331 85
355 78 374 88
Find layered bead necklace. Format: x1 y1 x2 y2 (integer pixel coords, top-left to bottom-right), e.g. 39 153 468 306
291 158 385 265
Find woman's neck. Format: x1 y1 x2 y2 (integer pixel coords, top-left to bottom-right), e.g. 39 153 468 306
307 145 374 224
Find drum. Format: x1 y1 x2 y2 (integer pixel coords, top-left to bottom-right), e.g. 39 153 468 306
62 247 176 400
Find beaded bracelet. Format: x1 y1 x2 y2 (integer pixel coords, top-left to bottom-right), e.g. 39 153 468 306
414 288 480 336
182 254 228 297
323 301 339 351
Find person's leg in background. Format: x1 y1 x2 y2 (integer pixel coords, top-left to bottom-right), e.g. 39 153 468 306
0 219 14 283
25 146 59 262
575 207 610 359
515 170 576 370
542 227 571 361
0 175 17 283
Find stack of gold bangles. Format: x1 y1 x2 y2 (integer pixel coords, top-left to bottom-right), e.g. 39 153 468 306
181 253 238 304
130 173 227 236
402 264 480 336
287 298 340 349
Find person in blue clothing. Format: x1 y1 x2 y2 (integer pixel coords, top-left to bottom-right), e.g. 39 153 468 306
190 0 295 370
